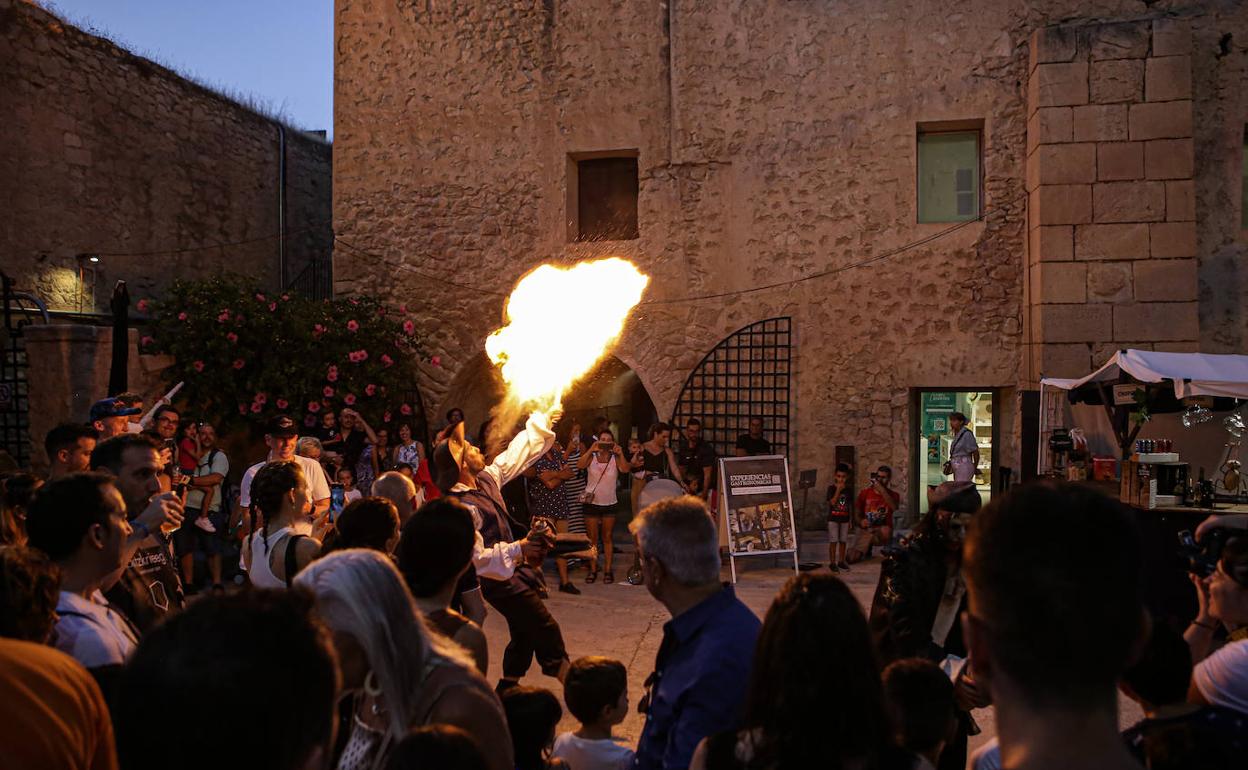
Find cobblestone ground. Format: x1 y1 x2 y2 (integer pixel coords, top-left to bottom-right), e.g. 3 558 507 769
483 541 1143 764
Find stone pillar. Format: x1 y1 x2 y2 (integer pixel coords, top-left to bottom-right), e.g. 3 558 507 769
25 324 169 471
1025 18 1197 383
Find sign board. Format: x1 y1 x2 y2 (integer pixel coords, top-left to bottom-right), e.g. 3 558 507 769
719 455 799 582
921 391 958 435
797 468 818 489
1112 384 1140 406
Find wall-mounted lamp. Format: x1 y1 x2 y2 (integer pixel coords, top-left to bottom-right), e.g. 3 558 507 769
74 253 101 313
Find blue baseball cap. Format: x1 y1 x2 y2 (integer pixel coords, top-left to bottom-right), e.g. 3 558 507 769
90 397 142 421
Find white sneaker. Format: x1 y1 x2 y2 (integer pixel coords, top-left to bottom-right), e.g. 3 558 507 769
194 516 217 533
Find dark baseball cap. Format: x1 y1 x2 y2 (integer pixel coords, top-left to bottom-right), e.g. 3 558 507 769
90 397 142 421
266 414 299 438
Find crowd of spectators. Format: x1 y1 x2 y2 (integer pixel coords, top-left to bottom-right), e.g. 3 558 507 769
0 391 1245 770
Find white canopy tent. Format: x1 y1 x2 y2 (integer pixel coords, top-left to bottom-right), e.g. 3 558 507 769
1041 349 1248 400
1038 350 1248 473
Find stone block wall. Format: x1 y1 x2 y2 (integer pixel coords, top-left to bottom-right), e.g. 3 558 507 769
24 325 168 472
0 0 333 312
1026 17 1204 380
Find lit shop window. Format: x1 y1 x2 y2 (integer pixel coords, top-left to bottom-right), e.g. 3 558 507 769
917 129 981 223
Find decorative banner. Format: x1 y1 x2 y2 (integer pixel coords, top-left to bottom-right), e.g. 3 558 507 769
719 455 799 576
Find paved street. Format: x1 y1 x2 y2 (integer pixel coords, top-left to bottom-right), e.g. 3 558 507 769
481 547 986 750
484 542 1143 761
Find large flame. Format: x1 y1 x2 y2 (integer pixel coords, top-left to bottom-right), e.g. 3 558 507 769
486 258 650 412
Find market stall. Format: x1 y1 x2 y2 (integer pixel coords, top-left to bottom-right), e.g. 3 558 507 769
1039 350 1248 621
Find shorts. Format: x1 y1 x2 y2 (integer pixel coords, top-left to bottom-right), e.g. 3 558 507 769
582 502 617 518
827 520 850 544
172 508 228 558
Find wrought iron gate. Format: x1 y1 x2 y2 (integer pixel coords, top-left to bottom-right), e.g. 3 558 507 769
0 274 48 468
671 317 793 460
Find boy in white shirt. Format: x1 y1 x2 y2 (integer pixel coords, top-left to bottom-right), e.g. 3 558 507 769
553 656 634 770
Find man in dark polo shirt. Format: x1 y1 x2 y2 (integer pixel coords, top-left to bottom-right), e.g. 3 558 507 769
676 418 717 500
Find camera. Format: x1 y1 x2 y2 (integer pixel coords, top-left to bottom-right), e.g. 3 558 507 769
1178 527 1232 578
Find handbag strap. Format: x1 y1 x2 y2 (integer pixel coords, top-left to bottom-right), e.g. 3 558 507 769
586 454 612 496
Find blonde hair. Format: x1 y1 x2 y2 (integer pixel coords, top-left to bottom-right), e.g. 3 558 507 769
293 549 473 763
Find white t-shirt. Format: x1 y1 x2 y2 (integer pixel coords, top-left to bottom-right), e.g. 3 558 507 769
1193 638 1248 713
239 454 331 508
344 488 363 503
552 732 634 770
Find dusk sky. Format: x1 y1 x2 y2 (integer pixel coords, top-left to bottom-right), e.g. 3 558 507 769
41 0 334 136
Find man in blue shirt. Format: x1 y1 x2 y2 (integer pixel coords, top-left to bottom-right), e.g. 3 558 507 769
630 495 760 769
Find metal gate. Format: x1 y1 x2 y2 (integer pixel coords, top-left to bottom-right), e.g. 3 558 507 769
0 274 48 468
671 317 793 460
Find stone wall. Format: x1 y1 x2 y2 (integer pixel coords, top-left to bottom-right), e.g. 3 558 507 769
1026 17 1202 377
334 0 1248 508
0 0 333 312
24 325 169 473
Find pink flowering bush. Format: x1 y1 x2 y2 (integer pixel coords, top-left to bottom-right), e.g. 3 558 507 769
144 276 424 429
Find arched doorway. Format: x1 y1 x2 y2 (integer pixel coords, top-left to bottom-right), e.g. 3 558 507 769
436 353 658 446
562 356 658 445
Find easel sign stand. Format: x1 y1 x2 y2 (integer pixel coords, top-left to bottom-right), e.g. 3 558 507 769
718 455 800 583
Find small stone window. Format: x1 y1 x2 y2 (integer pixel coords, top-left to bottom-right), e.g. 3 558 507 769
569 153 639 242
1242 127 1247 229
917 126 982 223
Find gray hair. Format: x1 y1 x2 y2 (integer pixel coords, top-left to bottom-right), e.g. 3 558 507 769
295 436 322 456
629 495 721 586
372 471 419 519
294 549 474 763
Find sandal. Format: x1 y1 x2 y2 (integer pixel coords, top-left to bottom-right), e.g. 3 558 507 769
604 571 614 584
586 571 598 584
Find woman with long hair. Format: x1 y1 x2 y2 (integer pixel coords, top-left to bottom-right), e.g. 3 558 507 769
577 428 630 584
243 461 323 588
295 549 512 770
0 472 41 546
690 573 912 770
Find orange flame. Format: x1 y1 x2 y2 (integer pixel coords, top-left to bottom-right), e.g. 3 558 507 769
486 258 650 412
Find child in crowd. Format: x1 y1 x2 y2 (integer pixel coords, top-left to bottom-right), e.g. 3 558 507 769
336 466 362 503
553 656 634 770
882 658 957 770
827 462 852 572
387 724 489 770
502 687 570 770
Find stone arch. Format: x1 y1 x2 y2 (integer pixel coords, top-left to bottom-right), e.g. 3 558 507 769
435 352 659 443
